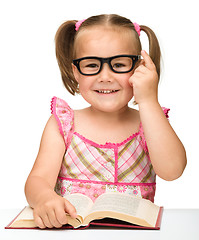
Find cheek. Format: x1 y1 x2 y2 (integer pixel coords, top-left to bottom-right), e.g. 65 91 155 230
78 77 94 94
122 74 133 89
123 76 134 97
78 82 87 93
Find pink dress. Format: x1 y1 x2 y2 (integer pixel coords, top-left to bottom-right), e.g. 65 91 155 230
51 97 170 203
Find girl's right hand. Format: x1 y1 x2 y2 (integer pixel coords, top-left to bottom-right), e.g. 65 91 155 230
33 191 77 229
129 50 158 105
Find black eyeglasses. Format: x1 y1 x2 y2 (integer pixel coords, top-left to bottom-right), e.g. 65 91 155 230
73 55 141 76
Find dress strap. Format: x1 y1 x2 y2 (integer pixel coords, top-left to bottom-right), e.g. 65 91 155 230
139 107 170 153
51 96 74 148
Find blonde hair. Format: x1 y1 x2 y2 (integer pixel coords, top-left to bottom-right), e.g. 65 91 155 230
55 14 161 95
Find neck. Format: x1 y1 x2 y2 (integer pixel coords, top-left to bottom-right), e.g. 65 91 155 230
88 105 131 123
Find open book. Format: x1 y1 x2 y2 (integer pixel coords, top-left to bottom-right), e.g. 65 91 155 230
6 192 163 230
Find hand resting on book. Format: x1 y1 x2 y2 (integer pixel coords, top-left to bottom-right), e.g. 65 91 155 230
33 190 77 229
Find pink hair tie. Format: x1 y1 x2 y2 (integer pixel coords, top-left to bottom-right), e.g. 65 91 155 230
133 22 141 36
75 19 86 31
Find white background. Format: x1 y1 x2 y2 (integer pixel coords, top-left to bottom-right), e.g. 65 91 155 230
0 0 198 209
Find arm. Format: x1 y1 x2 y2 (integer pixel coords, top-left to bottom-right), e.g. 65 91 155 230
139 101 187 181
25 115 77 228
129 50 187 181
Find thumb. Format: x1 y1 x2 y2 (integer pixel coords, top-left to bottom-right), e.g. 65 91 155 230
64 199 77 219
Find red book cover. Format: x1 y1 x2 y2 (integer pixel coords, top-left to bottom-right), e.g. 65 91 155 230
5 207 163 230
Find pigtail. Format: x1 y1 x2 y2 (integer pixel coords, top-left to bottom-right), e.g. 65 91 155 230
140 25 161 80
55 20 78 95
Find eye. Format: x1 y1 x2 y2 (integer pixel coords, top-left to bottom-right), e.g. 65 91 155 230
80 59 100 69
85 63 99 68
111 57 133 72
113 63 126 69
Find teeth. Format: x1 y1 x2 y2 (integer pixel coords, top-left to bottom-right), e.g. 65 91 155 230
98 90 117 94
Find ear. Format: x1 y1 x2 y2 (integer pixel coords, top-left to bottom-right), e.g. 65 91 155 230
72 63 79 83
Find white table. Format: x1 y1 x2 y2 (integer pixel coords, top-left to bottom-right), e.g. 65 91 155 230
1 209 199 240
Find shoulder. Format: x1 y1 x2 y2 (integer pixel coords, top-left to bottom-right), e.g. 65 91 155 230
51 96 74 133
50 96 74 147
51 96 73 115
40 115 66 153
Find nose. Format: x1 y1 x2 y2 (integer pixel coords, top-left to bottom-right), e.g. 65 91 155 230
97 63 113 82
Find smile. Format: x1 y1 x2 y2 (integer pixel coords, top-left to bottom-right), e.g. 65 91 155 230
95 90 119 94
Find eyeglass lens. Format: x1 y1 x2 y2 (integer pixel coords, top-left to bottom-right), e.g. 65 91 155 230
79 56 133 75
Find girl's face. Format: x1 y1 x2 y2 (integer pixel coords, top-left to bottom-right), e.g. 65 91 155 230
72 26 138 113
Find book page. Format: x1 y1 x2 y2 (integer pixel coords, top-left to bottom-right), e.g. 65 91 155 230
9 206 37 228
86 192 160 226
14 206 34 221
65 193 94 219
88 192 141 217
136 198 160 227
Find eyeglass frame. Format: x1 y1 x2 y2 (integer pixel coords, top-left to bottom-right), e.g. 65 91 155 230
72 54 141 76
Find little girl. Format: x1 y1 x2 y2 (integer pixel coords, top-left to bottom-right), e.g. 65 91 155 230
25 14 187 229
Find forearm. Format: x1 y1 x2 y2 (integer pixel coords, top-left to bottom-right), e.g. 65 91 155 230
139 101 187 181
25 175 57 208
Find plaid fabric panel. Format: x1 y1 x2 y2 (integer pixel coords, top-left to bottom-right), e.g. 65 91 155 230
117 135 156 183
59 134 116 182
59 134 155 184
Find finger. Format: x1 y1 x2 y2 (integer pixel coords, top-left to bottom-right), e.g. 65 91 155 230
141 50 155 70
33 214 46 229
55 206 69 226
134 64 148 74
42 213 54 228
47 209 63 228
64 199 77 219
129 69 144 85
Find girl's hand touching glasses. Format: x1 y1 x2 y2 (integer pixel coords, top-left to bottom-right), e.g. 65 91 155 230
129 50 159 106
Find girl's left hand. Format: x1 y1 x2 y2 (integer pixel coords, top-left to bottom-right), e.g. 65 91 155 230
129 50 159 105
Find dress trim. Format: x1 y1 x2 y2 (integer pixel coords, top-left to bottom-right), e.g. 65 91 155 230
58 176 156 186
51 96 65 138
73 131 140 149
